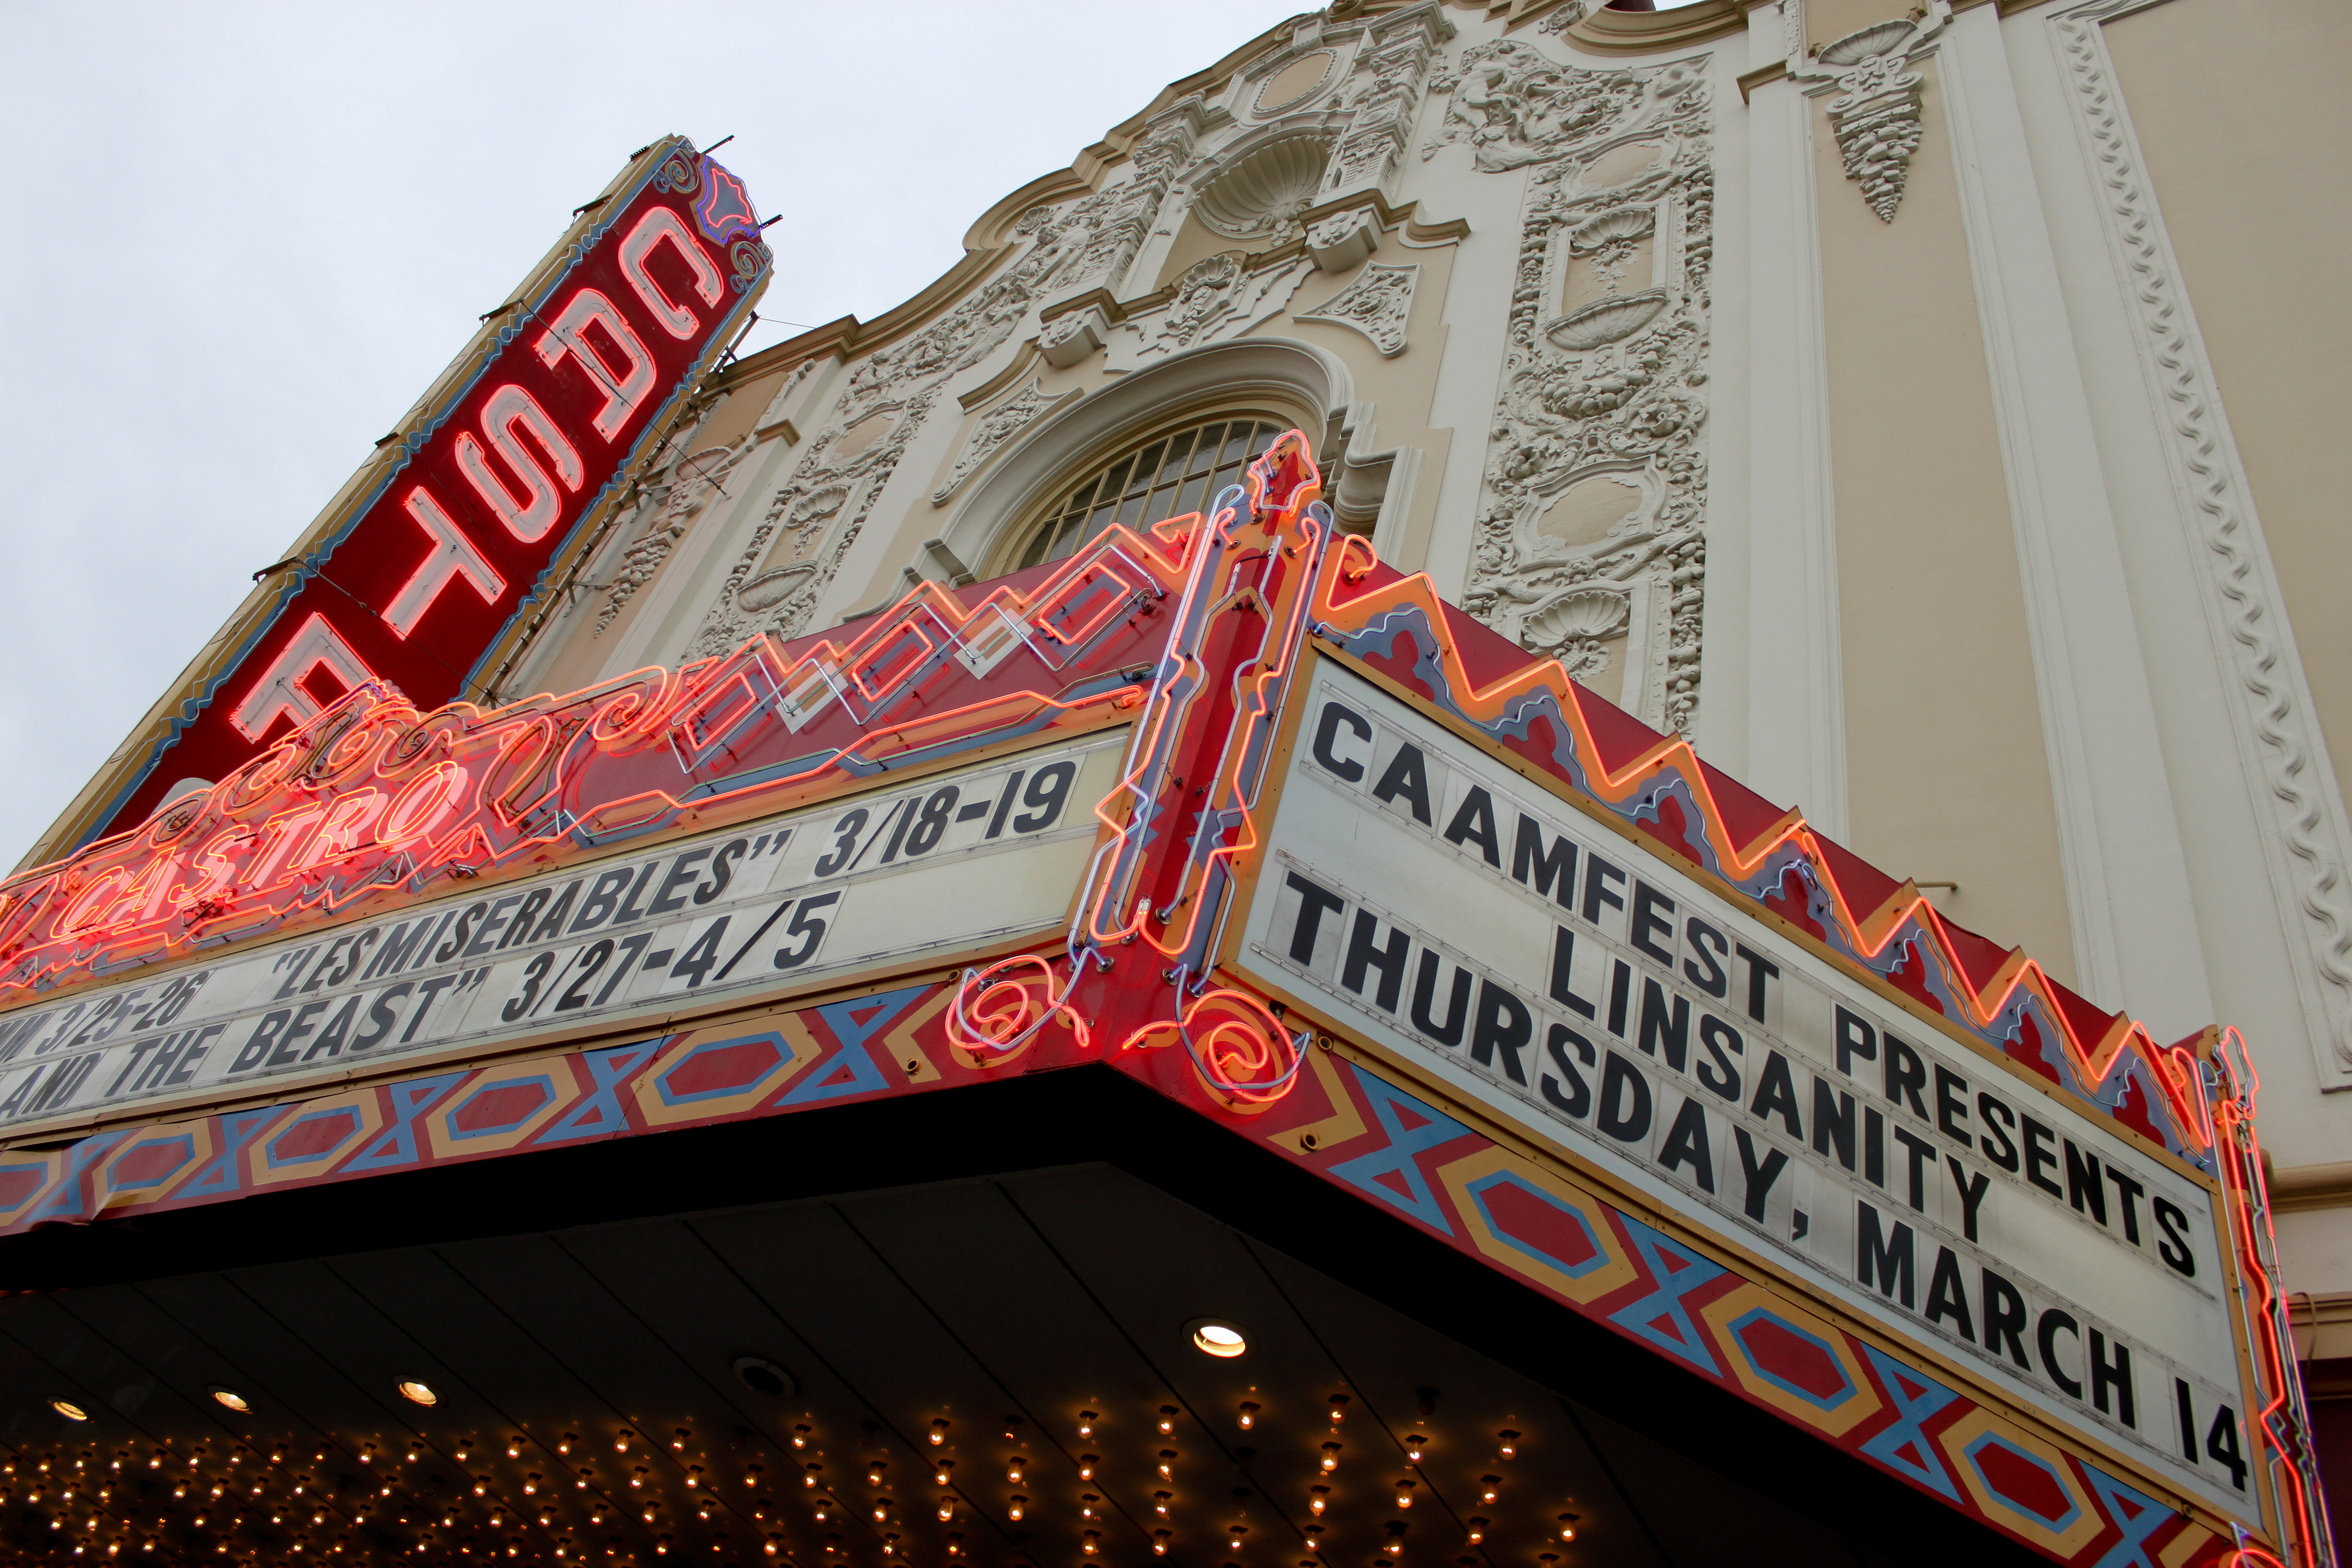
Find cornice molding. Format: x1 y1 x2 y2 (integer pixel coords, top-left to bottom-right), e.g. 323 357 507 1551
2272 1160 2352 1214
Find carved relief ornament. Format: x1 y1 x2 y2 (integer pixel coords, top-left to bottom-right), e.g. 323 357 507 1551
685 193 1133 656
1428 38 1714 735
1296 263 1418 357
1789 0 1955 223
933 381 1077 506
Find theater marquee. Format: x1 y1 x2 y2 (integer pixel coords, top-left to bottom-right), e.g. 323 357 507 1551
1239 663 2249 1513
0 736 1116 1126
0 429 2319 1568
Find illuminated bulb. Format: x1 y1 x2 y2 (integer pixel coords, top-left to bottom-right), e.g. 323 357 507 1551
1238 1403 1259 1430
929 1422 948 1447
1081 1496 1098 1519
792 1428 810 1450
1499 1430 1519 1460
1561 1524 1577 1541
1309 1487 1328 1517
1078 1412 1097 1438
1158 1407 1177 1433
1079 1456 1096 1479
1405 1435 1425 1462
1154 1492 1171 1516
1191 1323 1247 1358
871 1506 886 1522
1006 1460 1024 1484
934 1464 952 1486
1467 1519 1487 1544
210 1390 250 1414
395 1381 437 1408
1007 1497 1025 1521
1327 1395 1348 1424
1320 1443 1341 1471
1153 1531 1170 1555
1480 1476 1499 1503
1396 1480 1415 1508
937 1502 954 1522
1158 1453 1176 1479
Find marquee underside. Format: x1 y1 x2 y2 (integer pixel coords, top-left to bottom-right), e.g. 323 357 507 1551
0 1070 2020 1568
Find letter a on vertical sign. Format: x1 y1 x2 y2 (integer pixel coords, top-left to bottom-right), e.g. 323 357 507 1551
88 140 770 839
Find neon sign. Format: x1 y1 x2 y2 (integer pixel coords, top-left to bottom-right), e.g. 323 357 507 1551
87 139 771 839
0 525 1187 1006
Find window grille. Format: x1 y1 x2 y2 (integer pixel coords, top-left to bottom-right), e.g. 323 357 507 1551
1012 416 1285 572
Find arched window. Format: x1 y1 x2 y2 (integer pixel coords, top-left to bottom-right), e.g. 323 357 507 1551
1008 414 1285 572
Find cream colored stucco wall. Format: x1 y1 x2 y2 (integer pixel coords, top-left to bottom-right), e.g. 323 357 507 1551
2105 0 2352 806
1816 57 2079 981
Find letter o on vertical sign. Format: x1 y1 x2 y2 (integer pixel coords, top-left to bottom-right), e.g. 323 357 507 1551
377 762 470 850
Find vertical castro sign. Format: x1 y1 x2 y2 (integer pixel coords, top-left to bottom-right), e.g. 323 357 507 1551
98 139 769 835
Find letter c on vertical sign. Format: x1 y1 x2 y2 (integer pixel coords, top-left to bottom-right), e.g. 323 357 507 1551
619 207 725 339
534 289 656 441
456 385 585 543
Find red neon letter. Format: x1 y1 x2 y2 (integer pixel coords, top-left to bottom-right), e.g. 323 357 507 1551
387 487 507 637
291 789 387 874
231 614 382 741
620 207 724 340
456 385 583 545
534 289 654 442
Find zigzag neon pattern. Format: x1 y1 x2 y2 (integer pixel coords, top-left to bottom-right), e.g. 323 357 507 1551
0 522 1195 1004
1312 553 2209 1165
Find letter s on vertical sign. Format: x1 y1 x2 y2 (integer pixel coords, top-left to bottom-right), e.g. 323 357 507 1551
457 385 585 543
620 207 725 338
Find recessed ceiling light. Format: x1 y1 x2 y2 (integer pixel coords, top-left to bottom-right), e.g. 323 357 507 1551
396 1379 439 1407
1188 1318 1248 1358
732 1356 795 1399
49 1398 89 1421
209 1387 250 1413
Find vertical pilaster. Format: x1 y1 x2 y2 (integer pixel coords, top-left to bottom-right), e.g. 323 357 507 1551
1935 4 2211 1029
1740 0 1850 837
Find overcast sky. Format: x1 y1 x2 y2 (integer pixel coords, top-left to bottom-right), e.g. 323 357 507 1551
0 0 1301 869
